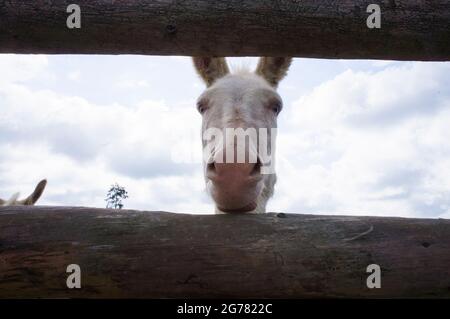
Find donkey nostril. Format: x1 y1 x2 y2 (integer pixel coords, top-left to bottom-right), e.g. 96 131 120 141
250 159 262 176
208 159 262 179
207 162 216 173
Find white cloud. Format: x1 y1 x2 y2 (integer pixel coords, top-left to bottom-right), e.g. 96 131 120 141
269 62 450 217
67 70 81 81
116 79 150 89
0 142 210 212
0 54 49 84
371 60 397 68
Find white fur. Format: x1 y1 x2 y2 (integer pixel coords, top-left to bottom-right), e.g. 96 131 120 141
2 192 20 206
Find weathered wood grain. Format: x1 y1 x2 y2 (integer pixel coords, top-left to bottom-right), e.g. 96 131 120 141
0 1 449 60
0 206 449 298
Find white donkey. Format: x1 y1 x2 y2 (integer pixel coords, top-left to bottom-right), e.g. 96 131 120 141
0 179 47 206
193 57 292 214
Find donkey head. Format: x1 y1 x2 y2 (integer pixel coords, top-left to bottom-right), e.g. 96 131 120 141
0 179 47 206
193 57 292 213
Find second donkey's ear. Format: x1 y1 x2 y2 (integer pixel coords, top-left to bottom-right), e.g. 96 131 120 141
192 57 230 87
19 179 47 205
256 57 292 88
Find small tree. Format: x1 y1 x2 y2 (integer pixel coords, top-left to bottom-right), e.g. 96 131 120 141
105 183 129 209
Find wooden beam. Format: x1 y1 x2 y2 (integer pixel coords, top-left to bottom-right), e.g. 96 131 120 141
0 206 449 298
0 1 449 60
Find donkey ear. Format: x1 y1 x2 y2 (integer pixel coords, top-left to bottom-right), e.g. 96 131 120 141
5 193 20 206
256 57 292 88
19 179 47 205
192 57 230 87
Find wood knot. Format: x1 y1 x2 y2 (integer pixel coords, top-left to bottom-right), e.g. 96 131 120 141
166 24 177 35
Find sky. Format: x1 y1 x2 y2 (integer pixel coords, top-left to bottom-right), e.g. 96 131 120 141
0 54 449 218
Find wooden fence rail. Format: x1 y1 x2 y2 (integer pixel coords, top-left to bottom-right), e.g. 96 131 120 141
0 1 449 60
1 206 449 298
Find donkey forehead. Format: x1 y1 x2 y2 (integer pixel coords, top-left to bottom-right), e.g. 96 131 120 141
199 73 281 105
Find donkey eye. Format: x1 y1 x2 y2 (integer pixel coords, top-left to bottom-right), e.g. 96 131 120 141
197 100 208 114
271 102 282 115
